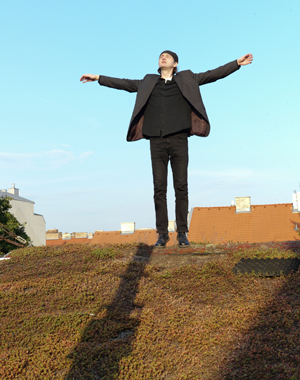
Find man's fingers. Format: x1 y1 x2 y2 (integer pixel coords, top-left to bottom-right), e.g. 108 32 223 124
80 74 92 82
239 53 253 66
80 74 99 82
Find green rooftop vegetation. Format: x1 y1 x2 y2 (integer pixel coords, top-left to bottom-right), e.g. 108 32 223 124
1 242 300 379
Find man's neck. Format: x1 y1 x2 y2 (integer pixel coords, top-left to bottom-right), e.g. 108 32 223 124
160 68 174 79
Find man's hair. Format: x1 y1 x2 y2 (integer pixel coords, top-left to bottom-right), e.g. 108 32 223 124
157 66 178 75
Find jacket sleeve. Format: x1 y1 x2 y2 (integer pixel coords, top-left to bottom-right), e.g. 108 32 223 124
191 60 240 86
98 75 142 93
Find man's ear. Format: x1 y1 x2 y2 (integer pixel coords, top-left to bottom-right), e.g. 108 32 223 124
173 62 178 68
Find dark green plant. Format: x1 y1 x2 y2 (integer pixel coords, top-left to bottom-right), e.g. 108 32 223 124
0 197 30 255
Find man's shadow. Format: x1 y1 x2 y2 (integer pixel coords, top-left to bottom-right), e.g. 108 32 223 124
219 241 300 379
64 243 153 379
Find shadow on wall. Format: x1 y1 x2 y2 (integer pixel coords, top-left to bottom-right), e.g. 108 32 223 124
64 244 153 379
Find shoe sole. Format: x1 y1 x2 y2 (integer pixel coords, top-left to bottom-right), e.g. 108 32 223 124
178 243 190 248
155 237 170 248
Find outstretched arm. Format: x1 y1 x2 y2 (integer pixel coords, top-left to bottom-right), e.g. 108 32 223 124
193 54 253 85
80 73 141 93
80 74 99 83
237 54 253 66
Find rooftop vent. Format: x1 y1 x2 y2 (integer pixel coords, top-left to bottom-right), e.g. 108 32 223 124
62 233 72 240
121 222 135 235
235 196 251 213
168 221 176 232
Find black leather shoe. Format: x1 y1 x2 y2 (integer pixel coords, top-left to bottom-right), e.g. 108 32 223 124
177 232 190 247
155 233 170 247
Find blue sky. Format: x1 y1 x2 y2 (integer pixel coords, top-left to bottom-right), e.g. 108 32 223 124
1 0 299 233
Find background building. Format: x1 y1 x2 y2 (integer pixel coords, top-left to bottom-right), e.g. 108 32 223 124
0 184 46 246
46 192 300 247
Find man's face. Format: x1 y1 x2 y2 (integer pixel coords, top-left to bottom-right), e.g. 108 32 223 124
158 53 177 71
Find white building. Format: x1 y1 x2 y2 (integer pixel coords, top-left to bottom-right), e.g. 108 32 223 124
0 184 46 246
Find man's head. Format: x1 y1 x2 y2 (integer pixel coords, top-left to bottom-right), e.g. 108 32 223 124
158 50 178 74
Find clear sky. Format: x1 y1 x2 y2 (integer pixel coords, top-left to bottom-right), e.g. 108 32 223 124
1 0 300 233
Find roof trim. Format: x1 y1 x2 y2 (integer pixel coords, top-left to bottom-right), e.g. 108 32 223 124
0 192 34 204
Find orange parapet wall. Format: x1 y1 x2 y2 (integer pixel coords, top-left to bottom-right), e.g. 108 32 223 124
91 230 177 246
188 203 300 244
46 230 178 247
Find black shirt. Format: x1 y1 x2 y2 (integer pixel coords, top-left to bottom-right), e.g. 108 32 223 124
142 77 192 138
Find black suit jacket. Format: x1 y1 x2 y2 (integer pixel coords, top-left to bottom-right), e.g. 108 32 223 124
98 60 240 141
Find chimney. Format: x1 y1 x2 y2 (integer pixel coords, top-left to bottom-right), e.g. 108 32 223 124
8 183 19 197
235 196 251 213
292 191 300 212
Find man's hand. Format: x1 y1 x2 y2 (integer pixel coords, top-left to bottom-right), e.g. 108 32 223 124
80 74 100 83
237 54 253 66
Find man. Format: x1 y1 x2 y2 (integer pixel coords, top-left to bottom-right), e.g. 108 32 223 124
80 51 253 247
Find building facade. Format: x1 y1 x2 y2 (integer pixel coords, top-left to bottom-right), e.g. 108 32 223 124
0 184 46 246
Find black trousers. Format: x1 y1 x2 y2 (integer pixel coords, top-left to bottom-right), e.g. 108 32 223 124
150 133 189 234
